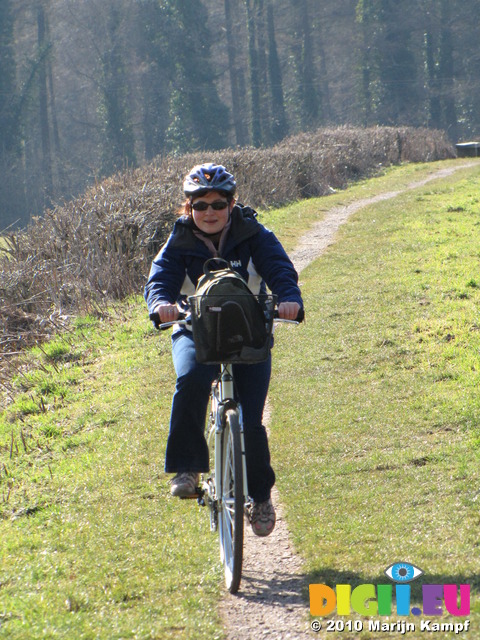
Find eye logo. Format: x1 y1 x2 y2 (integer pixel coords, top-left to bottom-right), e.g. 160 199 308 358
385 562 423 583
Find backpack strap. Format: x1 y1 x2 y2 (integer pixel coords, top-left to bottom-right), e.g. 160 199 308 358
203 257 231 275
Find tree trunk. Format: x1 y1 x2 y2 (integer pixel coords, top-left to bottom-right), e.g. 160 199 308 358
425 29 441 129
37 2 53 204
266 1 288 142
0 0 17 154
44 11 66 192
224 0 248 146
255 0 271 144
356 0 374 125
296 0 320 128
314 13 332 123
245 0 261 146
439 0 458 140
100 4 137 174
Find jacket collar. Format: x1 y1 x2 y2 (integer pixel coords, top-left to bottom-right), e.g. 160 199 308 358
172 204 260 253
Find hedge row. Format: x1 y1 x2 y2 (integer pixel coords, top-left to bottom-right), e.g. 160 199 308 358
0 126 454 361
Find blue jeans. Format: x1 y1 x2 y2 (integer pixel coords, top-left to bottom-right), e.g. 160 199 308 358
165 331 275 502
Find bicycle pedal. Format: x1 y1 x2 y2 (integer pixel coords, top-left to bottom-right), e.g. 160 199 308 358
180 487 204 501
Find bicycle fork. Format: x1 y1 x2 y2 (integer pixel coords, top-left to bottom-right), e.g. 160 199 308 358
214 404 249 503
237 405 251 509
216 366 249 502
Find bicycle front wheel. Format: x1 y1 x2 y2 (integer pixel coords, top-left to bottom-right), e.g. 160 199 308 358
218 408 244 593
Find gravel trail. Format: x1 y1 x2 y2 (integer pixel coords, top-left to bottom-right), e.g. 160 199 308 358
219 161 479 639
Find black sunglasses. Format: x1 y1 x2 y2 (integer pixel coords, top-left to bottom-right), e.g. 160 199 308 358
191 200 229 212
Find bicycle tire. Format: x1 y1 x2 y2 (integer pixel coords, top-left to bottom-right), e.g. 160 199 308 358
218 408 244 593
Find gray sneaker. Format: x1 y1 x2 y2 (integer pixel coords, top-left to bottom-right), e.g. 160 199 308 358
170 472 200 498
246 498 276 537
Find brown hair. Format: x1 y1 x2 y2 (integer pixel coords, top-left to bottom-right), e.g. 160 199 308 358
177 199 191 217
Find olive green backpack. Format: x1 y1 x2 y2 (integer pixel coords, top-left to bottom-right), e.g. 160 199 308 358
189 259 275 364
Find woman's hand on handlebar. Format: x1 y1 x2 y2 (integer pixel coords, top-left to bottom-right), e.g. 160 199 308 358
278 301 301 321
154 303 180 323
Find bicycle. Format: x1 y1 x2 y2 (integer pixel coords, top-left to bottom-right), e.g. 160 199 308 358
155 294 301 593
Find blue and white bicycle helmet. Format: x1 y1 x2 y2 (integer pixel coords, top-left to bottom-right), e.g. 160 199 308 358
183 163 236 198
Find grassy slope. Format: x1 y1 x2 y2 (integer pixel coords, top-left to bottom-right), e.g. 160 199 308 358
0 159 479 638
269 160 480 638
0 314 224 639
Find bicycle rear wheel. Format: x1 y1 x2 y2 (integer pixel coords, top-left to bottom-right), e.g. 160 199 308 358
218 408 244 593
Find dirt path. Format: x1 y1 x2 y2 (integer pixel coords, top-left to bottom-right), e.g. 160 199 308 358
291 162 478 274
219 161 479 639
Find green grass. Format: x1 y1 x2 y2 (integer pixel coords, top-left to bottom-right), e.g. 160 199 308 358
269 160 480 638
1 159 479 638
0 307 223 639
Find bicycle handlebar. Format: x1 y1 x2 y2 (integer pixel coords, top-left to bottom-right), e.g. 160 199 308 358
149 307 304 331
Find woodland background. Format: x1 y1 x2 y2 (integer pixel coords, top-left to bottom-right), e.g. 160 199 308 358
1 0 479 229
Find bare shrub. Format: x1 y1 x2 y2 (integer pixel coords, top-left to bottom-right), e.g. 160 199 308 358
0 126 454 361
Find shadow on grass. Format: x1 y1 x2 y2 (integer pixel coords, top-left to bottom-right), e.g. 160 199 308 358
233 566 479 611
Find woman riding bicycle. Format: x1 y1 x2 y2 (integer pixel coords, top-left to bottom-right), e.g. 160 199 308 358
145 163 303 537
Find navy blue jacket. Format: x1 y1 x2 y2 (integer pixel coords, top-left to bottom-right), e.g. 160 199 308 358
144 204 303 317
